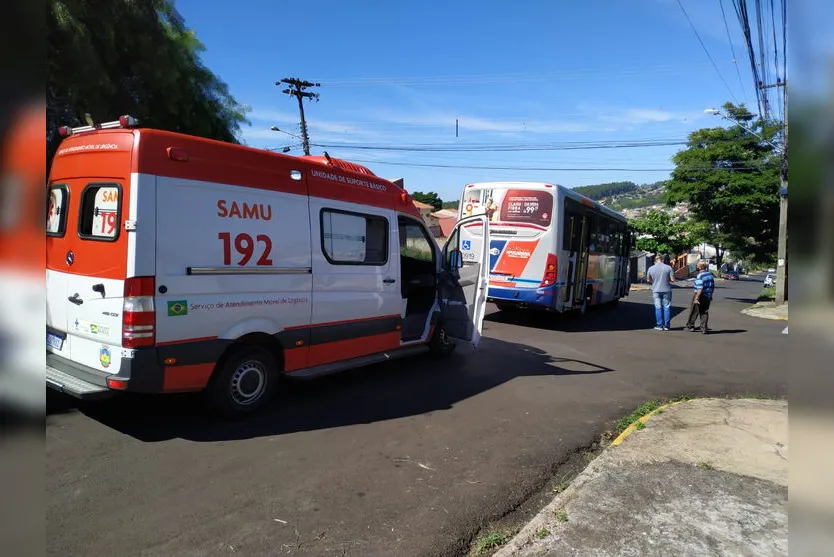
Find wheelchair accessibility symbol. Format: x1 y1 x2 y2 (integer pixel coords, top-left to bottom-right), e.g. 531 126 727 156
462 240 471 250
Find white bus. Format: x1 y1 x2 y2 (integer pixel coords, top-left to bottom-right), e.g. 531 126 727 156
457 181 632 314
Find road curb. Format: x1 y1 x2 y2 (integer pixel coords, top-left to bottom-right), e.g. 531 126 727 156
610 400 686 447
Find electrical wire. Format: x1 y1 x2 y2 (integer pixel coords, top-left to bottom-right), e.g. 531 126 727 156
676 0 739 103
338 158 771 173
719 0 749 100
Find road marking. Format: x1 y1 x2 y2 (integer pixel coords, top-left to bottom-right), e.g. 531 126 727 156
610 400 686 447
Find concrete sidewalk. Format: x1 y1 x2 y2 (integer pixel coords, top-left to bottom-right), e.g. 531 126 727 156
493 398 788 557
742 301 788 321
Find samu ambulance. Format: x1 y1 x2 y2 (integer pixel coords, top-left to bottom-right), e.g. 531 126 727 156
45 115 490 417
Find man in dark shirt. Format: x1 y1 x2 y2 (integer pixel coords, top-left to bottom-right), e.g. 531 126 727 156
685 261 716 334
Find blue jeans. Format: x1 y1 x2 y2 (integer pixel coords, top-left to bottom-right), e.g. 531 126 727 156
653 291 672 328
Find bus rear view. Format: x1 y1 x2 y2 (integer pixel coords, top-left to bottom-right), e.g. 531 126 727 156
459 183 558 311
459 181 632 315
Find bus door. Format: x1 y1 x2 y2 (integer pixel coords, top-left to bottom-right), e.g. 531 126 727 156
564 211 591 308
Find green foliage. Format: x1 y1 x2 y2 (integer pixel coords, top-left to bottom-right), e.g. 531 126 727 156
47 0 250 166
629 210 691 256
665 102 782 263
441 200 459 210
615 399 663 433
573 181 638 200
411 191 443 210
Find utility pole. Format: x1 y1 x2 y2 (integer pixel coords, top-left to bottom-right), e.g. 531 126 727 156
276 78 320 156
761 79 788 304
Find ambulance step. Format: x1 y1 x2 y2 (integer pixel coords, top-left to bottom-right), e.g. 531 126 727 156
289 345 430 379
46 365 112 399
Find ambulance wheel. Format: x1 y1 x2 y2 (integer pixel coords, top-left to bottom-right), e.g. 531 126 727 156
206 346 277 418
429 324 456 357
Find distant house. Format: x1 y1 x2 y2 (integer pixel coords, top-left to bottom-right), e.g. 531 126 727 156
431 210 457 242
412 200 444 240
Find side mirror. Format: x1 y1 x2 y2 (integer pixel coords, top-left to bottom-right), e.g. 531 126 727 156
448 248 464 270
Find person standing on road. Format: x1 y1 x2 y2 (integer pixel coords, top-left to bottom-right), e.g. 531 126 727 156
646 255 676 330
685 261 715 334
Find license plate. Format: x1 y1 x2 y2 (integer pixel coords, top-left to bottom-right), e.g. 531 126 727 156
47 331 65 351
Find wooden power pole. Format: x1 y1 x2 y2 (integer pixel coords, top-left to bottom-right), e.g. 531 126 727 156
277 78 320 156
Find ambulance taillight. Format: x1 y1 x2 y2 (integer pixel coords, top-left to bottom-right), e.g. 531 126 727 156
122 276 155 348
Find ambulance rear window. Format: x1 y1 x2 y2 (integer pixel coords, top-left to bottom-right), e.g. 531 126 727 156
78 183 122 241
321 209 388 265
46 184 69 237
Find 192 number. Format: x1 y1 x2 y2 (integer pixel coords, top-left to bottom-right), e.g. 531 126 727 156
218 232 274 266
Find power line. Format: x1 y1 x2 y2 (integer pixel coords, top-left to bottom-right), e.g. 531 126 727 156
719 0 749 100
315 65 716 86
340 157 770 173
310 139 690 153
733 0 765 120
754 0 771 118
676 0 739 102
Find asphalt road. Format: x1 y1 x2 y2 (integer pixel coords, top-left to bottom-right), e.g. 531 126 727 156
46 275 787 557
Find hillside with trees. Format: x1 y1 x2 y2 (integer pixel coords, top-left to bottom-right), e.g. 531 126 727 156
572 181 638 199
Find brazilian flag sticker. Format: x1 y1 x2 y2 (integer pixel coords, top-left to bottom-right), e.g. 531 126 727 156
167 300 188 317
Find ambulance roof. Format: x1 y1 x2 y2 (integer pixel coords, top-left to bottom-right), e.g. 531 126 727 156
52 127 422 219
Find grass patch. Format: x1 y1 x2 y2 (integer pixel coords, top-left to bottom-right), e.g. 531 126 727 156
634 421 646 430
554 509 569 522
535 528 551 538
697 462 714 470
615 400 663 433
473 532 510 554
757 286 776 302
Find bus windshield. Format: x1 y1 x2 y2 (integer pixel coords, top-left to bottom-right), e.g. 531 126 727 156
461 187 553 227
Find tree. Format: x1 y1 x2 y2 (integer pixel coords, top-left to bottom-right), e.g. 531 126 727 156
47 0 249 167
665 102 781 263
411 191 443 211
629 210 691 257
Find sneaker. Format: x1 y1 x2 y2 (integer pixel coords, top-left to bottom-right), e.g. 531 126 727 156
663 326 669 331
654 326 663 330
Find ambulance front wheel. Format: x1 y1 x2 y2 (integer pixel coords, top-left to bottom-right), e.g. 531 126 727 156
206 346 278 418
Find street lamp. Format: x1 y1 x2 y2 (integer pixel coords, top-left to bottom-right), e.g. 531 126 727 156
703 107 788 305
270 126 304 141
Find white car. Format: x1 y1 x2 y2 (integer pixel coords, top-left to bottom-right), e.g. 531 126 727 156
764 273 776 287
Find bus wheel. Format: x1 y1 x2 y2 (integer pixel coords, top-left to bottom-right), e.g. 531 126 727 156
206 346 277 418
429 324 457 357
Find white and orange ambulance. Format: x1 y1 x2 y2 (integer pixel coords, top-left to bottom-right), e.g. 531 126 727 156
46 115 490 417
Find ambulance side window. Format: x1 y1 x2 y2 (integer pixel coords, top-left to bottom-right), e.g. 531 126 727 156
46 184 69 237
78 183 121 242
320 208 388 265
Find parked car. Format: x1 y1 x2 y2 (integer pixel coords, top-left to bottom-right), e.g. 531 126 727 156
764 273 776 287
725 269 739 280
768 268 776 273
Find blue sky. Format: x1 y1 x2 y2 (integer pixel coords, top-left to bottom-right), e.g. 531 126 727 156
174 0 785 203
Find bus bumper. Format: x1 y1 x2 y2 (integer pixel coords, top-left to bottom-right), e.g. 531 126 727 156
487 284 558 310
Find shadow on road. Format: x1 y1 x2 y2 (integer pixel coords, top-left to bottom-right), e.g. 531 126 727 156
724 296 762 304
485 300 686 333
46 337 614 442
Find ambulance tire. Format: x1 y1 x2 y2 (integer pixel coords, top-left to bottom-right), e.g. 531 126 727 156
429 324 457 357
206 346 278 418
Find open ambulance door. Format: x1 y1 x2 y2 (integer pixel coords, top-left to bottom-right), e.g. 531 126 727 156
437 214 491 348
